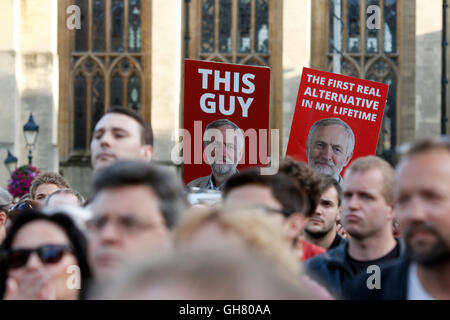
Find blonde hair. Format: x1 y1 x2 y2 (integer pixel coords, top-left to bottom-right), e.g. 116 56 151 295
174 206 301 278
30 172 70 200
345 156 394 203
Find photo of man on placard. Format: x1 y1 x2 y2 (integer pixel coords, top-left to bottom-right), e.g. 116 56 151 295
188 119 244 191
306 118 355 184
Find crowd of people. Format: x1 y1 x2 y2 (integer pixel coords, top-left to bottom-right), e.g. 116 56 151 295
0 106 449 300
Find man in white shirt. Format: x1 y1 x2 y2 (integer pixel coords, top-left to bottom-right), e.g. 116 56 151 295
345 136 450 300
396 137 450 300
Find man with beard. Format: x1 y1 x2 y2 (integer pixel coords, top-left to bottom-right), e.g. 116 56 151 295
346 137 450 300
304 176 347 250
86 160 187 283
188 119 244 190
305 156 404 299
306 118 355 185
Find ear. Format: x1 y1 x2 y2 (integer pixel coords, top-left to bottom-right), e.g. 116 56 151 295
387 202 396 222
0 211 7 227
141 145 153 161
336 207 342 222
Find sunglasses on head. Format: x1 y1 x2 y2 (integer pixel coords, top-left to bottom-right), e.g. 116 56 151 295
6 244 72 269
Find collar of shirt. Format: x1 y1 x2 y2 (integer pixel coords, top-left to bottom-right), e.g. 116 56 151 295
407 263 434 300
206 174 221 191
337 175 343 186
206 169 239 191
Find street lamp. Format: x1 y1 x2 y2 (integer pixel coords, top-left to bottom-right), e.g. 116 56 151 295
4 150 18 174
23 113 39 166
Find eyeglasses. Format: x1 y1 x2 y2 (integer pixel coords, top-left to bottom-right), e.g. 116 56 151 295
86 215 156 234
254 206 294 217
6 244 72 269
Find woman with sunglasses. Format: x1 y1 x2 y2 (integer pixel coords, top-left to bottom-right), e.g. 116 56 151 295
0 209 91 300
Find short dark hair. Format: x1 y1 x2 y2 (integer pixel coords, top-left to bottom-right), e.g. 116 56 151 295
223 168 310 217
279 158 324 217
30 172 71 200
105 106 153 146
318 176 342 207
0 210 92 299
92 160 187 228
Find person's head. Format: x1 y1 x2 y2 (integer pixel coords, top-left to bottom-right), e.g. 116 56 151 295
45 189 85 208
174 207 300 278
43 206 93 233
0 188 13 243
30 172 71 204
223 168 309 244
203 119 244 177
279 158 324 217
90 106 154 170
87 160 187 281
95 246 317 300
394 137 450 267
306 118 355 179
341 156 395 240
304 176 342 239
18 193 31 202
0 210 91 300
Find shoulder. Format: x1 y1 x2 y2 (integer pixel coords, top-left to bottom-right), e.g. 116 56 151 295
305 244 349 278
343 256 410 300
309 242 345 259
305 245 342 269
187 175 210 188
304 253 328 269
304 244 349 299
302 241 326 261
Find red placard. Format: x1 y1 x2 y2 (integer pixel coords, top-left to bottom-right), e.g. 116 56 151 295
286 67 389 180
183 59 271 185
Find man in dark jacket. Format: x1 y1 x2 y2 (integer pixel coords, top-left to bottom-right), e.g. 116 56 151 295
345 137 450 300
305 156 403 299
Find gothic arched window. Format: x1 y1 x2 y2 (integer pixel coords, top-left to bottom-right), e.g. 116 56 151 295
188 0 282 136
197 0 270 66
59 0 150 158
328 0 398 156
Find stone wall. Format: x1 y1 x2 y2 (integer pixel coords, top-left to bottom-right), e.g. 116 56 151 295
0 0 19 189
415 0 441 139
0 0 59 192
282 0 311 155
151 0 182 166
